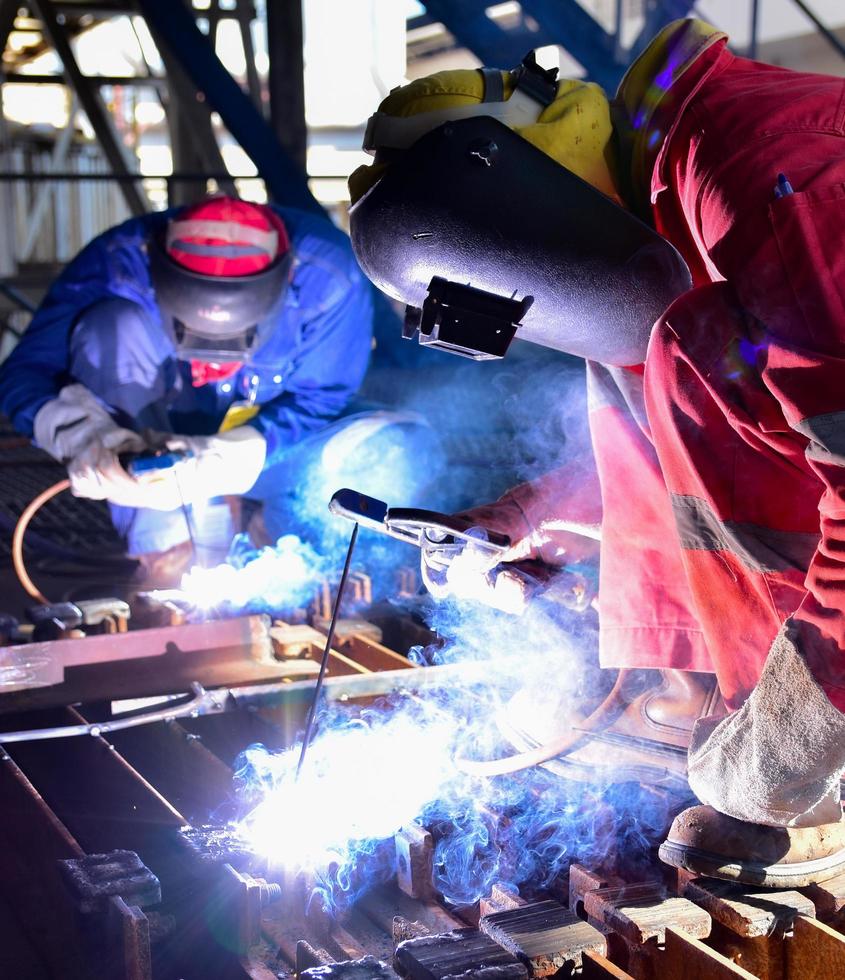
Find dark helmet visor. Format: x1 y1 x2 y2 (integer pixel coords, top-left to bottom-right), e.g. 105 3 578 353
149 235 293 361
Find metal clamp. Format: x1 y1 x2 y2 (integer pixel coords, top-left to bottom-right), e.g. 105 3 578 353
328 489 511 561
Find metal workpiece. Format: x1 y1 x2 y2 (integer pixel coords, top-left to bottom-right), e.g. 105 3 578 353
1 602 834 979
59 850 162 915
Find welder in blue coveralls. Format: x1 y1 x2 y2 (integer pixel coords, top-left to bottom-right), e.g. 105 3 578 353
0 196 428 585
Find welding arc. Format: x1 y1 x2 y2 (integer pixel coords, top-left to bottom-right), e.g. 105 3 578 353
295 521 359 779
455 670 631 777
11 478 70 604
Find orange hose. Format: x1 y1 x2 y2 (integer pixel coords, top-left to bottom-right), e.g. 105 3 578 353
455 670 631 777
12 479 70 605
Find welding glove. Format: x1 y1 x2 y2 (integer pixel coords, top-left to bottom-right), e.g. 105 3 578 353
156 427 267 506
421 482 601 615
33 384 150 504
687 620 845 828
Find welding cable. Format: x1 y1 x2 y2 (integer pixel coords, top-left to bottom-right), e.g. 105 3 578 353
454 670 633 777
11 478 70 604
0 682 228 743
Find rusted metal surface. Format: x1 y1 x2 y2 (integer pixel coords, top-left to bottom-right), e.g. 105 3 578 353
60 850 162 914
1 617 843 979
0 614 311 713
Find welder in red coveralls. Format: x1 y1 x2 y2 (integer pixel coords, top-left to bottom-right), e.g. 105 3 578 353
349 18 845 885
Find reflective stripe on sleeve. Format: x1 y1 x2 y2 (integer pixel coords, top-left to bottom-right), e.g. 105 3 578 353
795 412 845 466
671 493 819 573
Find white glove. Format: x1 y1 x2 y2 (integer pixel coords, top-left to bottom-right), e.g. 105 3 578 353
687 620 845 828
158 426 267 506
33 385 148 503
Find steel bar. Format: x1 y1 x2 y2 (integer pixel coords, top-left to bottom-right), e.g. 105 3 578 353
749 0 761 59
296 522 358 777
266 0 307 173
137 0 322 214
91 712 236 825
147 15 237 205
236 0 262 111
1 614 270 671
30 0 147 215
0 683 226 743
230 657 516 707
0 279 36 312
3 72 166 86
0 748 92 976
19 96 79 262
789 0 845 60
0 170 242 181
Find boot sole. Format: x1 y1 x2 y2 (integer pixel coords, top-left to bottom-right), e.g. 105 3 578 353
658 839 845 888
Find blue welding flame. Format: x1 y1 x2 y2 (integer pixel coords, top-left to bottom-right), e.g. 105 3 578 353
231 599 674 914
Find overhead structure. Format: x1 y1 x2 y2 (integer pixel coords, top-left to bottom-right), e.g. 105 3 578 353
416 0 844 92
417 0 698 91
0 0 317 319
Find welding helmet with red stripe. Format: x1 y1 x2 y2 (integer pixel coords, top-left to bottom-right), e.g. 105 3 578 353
149 197 293 362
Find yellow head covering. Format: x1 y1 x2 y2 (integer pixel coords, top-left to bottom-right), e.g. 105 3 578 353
349 68 622 205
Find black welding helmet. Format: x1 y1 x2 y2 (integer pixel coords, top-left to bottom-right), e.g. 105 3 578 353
148 199 293 362
349 116 691 365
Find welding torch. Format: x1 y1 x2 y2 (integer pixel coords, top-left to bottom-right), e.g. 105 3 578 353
119 445 200 561
119 445 194 479
329 489 594 612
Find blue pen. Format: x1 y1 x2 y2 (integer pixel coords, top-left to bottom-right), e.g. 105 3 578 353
773 172 794 198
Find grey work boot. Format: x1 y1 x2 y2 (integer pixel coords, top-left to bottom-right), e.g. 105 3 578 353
659 804 845 887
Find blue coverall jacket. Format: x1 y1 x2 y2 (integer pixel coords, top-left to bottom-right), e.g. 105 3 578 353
0 204 374 465
0 205 382 554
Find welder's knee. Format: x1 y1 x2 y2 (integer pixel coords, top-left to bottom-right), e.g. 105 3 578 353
319 410 443 504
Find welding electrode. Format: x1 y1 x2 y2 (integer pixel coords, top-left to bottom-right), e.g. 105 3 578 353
295 522 359 779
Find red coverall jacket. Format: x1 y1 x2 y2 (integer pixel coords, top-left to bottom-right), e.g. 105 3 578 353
503 30 845 713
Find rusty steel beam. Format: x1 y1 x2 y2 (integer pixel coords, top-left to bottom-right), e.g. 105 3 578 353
0 748 92 976
0 615 319 713
73 706 236 826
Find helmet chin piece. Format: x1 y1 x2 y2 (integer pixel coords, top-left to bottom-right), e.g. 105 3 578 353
149 236 292 362
350 116 692 366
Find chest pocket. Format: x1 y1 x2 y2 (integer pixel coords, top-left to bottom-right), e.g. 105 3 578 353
768 181 845 356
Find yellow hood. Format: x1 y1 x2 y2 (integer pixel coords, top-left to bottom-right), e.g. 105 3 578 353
614 18 727 214
349 67 622 205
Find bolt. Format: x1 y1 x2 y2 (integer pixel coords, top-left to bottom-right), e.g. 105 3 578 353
468 138 499 167
256 879 283 906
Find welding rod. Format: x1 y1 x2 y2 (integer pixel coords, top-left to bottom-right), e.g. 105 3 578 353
295 522 359 779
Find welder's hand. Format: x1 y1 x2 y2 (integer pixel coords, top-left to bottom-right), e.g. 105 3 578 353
33 385 152 504
421 498 540 615
162 426 267 503
421 497 599 614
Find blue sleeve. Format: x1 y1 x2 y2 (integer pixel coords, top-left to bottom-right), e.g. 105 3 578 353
251 272 374 466
0 214 166 435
